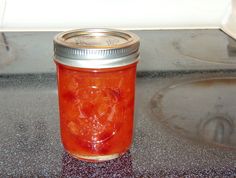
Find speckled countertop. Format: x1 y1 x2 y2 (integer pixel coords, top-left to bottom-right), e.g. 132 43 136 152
0 30 235 177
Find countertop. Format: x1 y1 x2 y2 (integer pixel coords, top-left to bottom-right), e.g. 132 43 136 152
0 30 235 177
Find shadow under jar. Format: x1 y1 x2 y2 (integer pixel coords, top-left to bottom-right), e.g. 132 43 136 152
53 29 140 162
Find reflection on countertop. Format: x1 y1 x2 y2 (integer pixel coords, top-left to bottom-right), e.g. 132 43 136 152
61 151 133 177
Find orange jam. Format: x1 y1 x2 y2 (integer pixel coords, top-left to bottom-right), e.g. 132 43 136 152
54 28 140 161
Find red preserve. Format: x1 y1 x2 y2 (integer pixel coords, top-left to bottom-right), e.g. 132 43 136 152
53 29 140 162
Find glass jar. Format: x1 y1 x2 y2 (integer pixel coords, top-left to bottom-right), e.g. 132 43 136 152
53 29 140 162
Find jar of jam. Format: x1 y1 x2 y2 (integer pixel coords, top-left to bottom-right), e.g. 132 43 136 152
53 29 140 162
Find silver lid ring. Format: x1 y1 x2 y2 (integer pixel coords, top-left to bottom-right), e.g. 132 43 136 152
53 28 140 68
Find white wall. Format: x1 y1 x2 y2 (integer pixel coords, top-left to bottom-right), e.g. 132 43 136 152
222 0 236 39
0 0 231 31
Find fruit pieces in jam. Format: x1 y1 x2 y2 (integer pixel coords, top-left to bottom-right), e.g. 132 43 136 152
56 63 137 160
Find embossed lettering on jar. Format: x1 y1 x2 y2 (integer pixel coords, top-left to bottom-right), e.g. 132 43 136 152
53 29 140 162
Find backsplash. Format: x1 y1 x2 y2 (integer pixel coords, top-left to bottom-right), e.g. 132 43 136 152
0 0 231 31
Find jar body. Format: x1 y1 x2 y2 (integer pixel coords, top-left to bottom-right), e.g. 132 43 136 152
56 62 137 162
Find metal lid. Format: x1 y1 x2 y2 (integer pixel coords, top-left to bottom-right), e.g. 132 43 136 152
53 28 140 68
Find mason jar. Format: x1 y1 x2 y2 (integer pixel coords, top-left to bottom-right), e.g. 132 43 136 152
53 28 140 162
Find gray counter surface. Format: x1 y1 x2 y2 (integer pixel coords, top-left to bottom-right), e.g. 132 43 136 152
0 30 235 177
